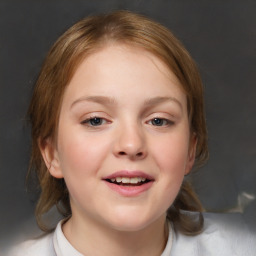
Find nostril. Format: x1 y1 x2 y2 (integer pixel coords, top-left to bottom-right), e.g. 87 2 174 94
118 151 144 157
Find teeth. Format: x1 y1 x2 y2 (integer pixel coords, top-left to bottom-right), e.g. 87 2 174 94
116 177 122 183
109 177 147 184
121 177 130 184
130 177 139 184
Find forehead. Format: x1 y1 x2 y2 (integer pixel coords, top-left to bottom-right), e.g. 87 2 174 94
73 44 181 83
61 43 186 108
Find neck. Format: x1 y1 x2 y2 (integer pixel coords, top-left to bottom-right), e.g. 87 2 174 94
62 213 168 256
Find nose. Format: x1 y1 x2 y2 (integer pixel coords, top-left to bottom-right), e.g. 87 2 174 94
113 123 147 160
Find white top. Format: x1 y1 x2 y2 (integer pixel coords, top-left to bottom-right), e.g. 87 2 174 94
8 213 256 256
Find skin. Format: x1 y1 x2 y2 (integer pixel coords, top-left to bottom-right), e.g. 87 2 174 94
41 44 197 256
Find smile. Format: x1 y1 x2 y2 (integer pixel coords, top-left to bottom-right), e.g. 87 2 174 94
108 177 148 186
103 171 154 196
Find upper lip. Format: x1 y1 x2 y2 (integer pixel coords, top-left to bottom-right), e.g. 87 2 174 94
102 170 154 180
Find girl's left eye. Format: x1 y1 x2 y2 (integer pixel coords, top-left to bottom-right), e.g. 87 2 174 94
148 118 173 126
81 117 107 126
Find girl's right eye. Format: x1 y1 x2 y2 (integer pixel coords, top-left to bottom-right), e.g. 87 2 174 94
81 117 107 126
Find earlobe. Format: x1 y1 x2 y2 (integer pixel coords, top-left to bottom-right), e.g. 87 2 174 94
185 134 197 175
39 138 64 179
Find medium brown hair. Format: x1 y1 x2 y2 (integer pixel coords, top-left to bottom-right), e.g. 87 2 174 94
27 10 208 235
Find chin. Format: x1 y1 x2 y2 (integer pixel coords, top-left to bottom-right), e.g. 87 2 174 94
103 209 164 232
110 221 151 232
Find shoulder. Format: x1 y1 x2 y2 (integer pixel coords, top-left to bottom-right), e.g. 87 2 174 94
170 212 256 256
7 232 54 256
202 212 255 254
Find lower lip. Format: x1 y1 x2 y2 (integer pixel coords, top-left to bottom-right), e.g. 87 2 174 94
104 181 153 197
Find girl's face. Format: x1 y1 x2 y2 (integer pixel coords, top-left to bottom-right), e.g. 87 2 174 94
44 44 196 232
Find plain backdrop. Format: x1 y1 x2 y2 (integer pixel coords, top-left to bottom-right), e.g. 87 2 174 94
0 0 255 247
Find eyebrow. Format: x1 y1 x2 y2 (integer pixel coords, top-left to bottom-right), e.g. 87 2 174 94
71 95 182 110
71 96 117 109
144 96 183 111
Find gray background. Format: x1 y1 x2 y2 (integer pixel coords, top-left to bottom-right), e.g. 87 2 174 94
0 0 255 246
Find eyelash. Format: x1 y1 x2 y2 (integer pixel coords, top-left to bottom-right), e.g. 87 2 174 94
147 117 174 127
81 116 174 128
81 116 108 127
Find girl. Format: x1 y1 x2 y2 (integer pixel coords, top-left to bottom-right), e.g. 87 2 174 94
11 10 254 256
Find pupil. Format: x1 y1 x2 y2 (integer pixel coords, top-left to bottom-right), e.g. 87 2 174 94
153 118 163 126
90 117 102 126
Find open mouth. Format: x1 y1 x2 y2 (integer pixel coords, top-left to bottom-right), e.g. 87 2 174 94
103 172 154 196
105 177 151 186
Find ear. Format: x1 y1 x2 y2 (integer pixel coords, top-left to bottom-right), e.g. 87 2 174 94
184 133 197 175
39 138 64 179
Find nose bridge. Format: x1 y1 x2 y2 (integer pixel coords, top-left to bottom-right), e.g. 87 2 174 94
114 118 146 159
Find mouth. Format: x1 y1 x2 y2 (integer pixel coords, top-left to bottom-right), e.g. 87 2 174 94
102 171 154 196
105 176 151 186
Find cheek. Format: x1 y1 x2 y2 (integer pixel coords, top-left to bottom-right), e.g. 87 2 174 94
57 129 109 177
153 134 190 206
56 131 111 204
151 132 190 173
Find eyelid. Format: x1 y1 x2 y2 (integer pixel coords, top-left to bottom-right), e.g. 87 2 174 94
81 116 104 124
146 117 175 126
146 111 176 121
79 111 110 121
80 115 111 127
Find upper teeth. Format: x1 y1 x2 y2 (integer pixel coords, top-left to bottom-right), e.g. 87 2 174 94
110 177 146 184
